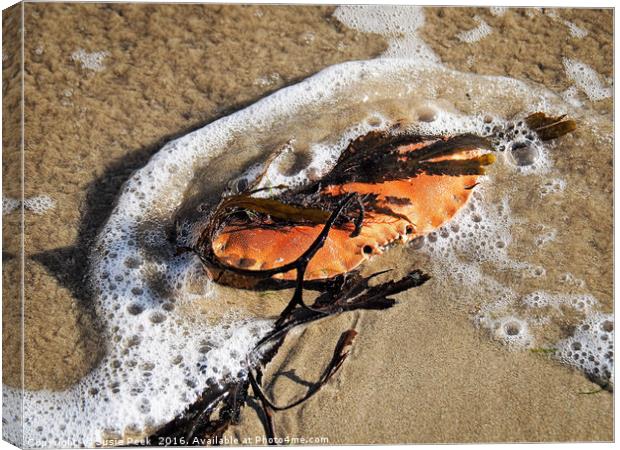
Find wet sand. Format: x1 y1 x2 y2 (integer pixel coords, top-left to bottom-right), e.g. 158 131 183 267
2 3 613 444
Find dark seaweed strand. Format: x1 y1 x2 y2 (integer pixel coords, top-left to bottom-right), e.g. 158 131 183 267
315 130 427 184
242 269 429 443
317 133 494 186
407 133 493 161
248 330 357 413
524 112 577 141
279 191 410 233
416 154 495 177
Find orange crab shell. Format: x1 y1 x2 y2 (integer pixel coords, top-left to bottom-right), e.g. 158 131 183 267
211 141 483 281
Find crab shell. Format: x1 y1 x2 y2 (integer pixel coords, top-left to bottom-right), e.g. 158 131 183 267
210 140 483 281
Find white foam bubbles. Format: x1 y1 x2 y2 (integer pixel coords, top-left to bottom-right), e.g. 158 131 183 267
333 5 440 63
424 192 515 266
456 16 493 43
556 313 613 387
546 10 589 39
23 195 55 214
71 49 109 72
2 196 19 215
475 293 534 350
539 178 566 197
489 6 508 17
534 226 557 247
3 195 55 215
563 58 612 102
563 20 588 39
561 85 583 108
489 316 532 348
558 272 585 289
522 291 597 313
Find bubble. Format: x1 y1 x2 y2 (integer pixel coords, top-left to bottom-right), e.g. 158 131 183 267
510 142 539 166
71 48 109 72
535 228 556 247
489 6 507 16
148 311 167 324
416 105 437 122
2 196 20 215
410 236 425 250
504 321 521 336
486 316 531 348
124 257 142 269
559 272 585 288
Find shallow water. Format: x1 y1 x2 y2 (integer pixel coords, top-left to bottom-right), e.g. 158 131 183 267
2 4 613 447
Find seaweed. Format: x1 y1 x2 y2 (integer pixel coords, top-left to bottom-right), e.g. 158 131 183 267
301 132 495 187
524 112 577 141
217 195 330 225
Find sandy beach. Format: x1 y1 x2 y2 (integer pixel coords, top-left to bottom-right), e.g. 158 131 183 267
2 3 613 445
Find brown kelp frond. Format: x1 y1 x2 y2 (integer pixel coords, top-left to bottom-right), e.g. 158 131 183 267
305 192 410 227
525 112 577 141
320 132 494 186
406 133 493 162
418 153 496 177
243 265 428 440
311 269 430 312
218 194 330 225
148 379 249 444
343 128 428 155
